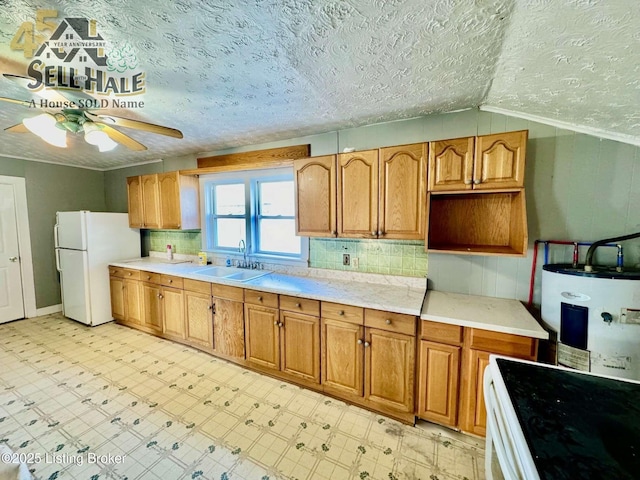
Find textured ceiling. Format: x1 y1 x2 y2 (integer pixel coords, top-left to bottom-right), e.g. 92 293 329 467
0 0 638 170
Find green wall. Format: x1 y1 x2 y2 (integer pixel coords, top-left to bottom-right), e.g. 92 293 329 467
0 158 107 308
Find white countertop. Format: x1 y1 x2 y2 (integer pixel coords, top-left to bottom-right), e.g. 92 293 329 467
112 259 427 316
421 290 549 339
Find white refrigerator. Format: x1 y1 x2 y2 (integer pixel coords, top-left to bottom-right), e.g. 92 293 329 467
54 211 140 326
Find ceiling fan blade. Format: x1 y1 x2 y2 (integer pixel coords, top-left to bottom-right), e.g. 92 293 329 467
98 124 147 151
4 123 29 133
0 96 32 107
85 111 183 138
2 73 76 105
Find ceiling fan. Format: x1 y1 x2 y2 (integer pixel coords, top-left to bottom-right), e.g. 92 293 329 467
0 73 183 152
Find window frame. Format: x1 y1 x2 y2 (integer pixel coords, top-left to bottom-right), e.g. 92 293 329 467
200 168 309 266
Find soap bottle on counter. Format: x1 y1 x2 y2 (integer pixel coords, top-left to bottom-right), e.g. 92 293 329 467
166 244 173 261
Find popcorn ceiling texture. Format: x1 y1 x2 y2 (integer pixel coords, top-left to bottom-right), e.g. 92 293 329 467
1 1 637 170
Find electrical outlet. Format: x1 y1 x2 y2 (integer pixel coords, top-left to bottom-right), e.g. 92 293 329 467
343 253 350 265
352 257 359 268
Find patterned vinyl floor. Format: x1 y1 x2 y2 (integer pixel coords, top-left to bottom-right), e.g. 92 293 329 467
0 314 485 480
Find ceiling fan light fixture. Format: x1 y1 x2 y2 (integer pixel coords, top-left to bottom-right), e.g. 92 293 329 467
84 123 118 152
22 113 67 148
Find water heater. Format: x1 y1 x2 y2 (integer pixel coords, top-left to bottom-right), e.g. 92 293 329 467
541 264 640 380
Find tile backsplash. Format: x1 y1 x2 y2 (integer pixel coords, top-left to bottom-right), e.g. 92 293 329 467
146 231 428 278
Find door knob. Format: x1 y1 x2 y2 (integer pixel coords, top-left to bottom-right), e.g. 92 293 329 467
8 257 18 262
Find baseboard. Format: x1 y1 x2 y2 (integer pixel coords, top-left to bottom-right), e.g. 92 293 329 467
34 304 63 316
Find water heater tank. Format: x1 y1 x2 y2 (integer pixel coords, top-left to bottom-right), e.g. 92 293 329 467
541 264 640 380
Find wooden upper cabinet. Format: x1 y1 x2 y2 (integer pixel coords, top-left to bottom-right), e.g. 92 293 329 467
294 155 336 237
428 137 475 191
337 150 379 238
379 143 426 240
128 172 199 230
127 176 144 227
141 174 160 229
158 172 200 230
427 131 527 191
474 130 527 189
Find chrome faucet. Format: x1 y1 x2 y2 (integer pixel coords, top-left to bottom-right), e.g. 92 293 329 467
238 239 247 268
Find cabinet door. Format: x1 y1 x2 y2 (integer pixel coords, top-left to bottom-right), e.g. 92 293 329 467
322 318 364 397
280 311 320 384
184 290 213 349
213 296 245 359
141 282 163 332
379 143 426 239
244 304 280 370
126 176 144 227
294 156 336 237
124 279 142 325
428 137 474 191
141 174 160 229
417 340 460 426
157 172 181 229
337 150 378 238
162 287 185 340
109 276 125 320
365 328 415 413
474 131 527 189
459 349 490 436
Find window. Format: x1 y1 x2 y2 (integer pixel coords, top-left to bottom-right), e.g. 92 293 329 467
201 168 308 263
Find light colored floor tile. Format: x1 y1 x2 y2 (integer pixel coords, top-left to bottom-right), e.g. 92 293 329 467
0 315 485 480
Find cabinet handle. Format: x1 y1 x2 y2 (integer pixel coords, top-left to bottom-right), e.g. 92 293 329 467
371 231 376 236
295 302 301 308
364 341 370 348
258 296 263 301
147 276 151 280
357 339 363 345
168 279 173 283
332 230 337 236
378 230 384 236
279 322 284 327
338 310 344 316
274 321 278 325
158 294 163 299
385 319 392 325
473 179 481 185
207 305 212 310
127 272 132 276
464 180 472 185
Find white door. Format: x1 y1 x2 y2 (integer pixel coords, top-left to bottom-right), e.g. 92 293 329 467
0 184 25 323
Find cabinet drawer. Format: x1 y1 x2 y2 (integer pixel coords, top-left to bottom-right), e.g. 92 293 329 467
109 267 140 279
365 309 415 336
321 302 363 325
244 289 278 308
468 328 537 358
421 320 463 345
183 279 211 295
213 284 243 302
280 295 320 316
161 274 183 289
141 271 161 284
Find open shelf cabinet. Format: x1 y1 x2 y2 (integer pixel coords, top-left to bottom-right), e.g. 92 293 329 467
425 189 528 256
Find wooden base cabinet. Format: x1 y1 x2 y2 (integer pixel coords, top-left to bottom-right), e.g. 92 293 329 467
109 268 142 326
459 348 490 436
417 340 460 426
280 310 320 385
244 293 280 371
321 304 416 422
184 288 214 349
212 285 245 360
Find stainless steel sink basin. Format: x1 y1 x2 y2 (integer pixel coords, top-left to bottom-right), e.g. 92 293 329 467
193 266 238 277
223 270 271 282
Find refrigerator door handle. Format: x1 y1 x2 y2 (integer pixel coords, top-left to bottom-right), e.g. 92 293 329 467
55 248 61 273
54 223 60 248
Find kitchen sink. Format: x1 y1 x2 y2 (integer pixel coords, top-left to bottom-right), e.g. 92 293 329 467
193 266 271 282
223 270 271 282
193 266 238 277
